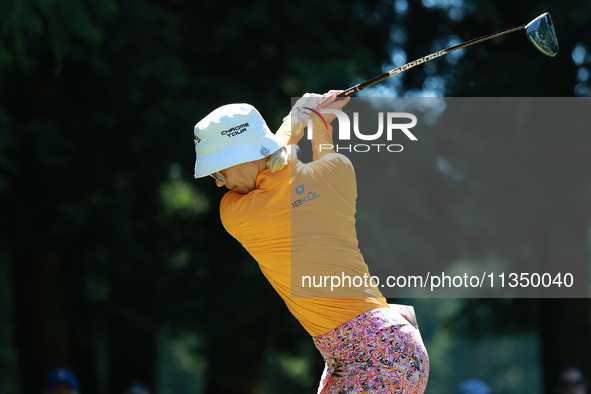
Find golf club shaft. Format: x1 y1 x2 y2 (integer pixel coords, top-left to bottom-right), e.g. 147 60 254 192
337 23 526 97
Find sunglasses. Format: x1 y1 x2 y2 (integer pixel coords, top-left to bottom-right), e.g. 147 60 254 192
210 171 226 182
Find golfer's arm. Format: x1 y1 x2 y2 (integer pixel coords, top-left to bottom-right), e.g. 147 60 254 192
275 120 305 146
220 193 243 243
311 122 334 161
274 118 334 160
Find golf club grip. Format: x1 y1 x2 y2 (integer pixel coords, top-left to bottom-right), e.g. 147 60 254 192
337 86 361 97
337 70 398 97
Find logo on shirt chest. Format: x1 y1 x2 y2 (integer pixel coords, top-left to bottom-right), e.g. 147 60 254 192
292 185 321 208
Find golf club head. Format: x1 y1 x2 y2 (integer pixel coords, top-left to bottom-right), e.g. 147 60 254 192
525 12 559 57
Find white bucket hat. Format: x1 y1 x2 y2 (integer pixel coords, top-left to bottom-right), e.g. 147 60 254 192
193 103 286 178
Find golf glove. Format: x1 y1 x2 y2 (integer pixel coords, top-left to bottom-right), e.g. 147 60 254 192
283 93 331 126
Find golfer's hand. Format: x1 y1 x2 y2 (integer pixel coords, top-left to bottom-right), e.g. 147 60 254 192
313 90 351 125
283 92 345 126
283 93 320 126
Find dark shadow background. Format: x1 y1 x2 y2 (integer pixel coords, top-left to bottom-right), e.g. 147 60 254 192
0 0 590 393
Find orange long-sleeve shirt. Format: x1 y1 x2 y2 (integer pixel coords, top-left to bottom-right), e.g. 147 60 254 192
220 120 387 337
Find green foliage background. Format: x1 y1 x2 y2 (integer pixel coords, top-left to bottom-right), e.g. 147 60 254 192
0 0 590 393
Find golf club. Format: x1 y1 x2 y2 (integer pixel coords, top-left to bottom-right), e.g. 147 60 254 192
337 12 559 97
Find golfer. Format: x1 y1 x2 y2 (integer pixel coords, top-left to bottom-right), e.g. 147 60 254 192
194 91 429 393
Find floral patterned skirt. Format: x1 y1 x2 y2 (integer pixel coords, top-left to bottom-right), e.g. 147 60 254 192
313 307 429 394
